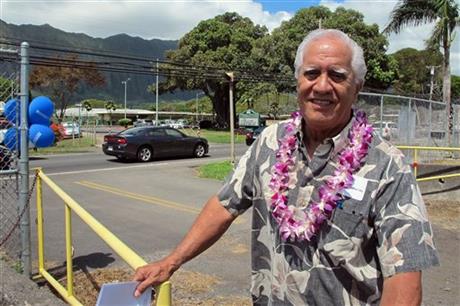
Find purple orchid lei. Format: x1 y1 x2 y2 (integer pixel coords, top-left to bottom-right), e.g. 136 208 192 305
269 110 373 242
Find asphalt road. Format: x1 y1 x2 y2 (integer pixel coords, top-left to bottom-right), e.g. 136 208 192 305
30 142 250 174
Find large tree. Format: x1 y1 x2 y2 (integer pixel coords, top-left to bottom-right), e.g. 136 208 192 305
392 48 443 98
30 55 105 120
156 12 268 128
384 0 459 139
259 6 398 91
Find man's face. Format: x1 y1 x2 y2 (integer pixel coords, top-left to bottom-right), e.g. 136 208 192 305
297 36 361 133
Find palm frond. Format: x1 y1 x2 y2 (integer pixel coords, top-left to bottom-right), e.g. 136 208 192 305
383 0 438 34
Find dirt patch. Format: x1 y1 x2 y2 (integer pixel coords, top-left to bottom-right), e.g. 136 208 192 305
424 199 460 230
56 267 251 306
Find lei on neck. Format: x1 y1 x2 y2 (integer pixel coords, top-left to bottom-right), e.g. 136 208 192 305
269 110 373 242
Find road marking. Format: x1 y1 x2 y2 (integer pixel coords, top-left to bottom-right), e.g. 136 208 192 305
76 180 201 214
39 163 169 177
40 157 231 177
75 180 244 224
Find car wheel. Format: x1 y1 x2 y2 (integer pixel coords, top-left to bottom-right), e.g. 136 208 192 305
137 146 153 162
194 143 206 158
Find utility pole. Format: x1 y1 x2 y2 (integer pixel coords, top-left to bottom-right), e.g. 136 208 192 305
195 93 199 123
225 72 235 164
122 78 130 119
427 65 439 101
155 59 159 126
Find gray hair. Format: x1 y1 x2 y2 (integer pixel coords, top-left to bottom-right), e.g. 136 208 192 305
293 29 367 85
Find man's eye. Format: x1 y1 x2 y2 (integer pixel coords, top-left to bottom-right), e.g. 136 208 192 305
304 70 319 80
330 71 347 82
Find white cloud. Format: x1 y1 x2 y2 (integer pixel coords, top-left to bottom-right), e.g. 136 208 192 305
320 0 459 75
1 0 291 40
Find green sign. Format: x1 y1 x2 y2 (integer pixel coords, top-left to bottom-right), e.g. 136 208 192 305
239 109 260 127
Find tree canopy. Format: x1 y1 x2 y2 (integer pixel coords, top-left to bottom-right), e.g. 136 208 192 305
264 6 398 90
157 12 268 127
391 48 443 99
155 8 400 128
30 55 105 120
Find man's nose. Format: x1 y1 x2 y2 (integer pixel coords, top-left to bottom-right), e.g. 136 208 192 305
313 73 333 94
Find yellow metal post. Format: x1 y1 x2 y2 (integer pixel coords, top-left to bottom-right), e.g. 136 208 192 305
40 269 83 306
413 148 418 178
36 169 45 271
156 282 172 306
65 204 74 297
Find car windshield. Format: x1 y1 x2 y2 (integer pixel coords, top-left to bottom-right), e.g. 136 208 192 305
119 127 146 136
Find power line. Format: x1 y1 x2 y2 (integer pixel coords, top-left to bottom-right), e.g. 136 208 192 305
0 37 296 84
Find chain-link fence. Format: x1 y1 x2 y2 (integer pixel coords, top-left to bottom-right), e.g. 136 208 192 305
357 92 460 163
0 55 22 261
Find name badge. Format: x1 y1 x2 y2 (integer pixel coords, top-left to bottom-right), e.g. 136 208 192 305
340 175 368 201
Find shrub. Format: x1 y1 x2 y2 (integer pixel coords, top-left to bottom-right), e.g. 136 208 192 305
118 118 132 128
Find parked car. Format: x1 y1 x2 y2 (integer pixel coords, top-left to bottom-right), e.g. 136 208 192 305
62 122 81 138
245 126 266 146
170 119 189 129
102 126 209 162
133 119 154 127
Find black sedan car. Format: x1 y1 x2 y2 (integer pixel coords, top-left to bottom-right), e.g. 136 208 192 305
102 126 209 162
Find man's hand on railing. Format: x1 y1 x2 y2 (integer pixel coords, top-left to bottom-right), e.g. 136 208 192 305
132 196 236 298
133 257 179 297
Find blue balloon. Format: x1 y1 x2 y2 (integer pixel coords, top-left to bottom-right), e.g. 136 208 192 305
29 96 54 125
29 124 55 148
4 127 19 151
4 98 20 124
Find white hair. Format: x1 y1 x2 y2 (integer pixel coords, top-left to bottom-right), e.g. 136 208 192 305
293 29 367 85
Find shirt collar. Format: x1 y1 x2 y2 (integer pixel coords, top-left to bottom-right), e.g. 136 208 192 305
296 110 355 159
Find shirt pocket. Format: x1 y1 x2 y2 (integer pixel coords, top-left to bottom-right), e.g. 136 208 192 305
326 196 371 239
330 207 368 238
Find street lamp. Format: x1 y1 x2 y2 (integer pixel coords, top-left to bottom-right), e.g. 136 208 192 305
122 78 130 119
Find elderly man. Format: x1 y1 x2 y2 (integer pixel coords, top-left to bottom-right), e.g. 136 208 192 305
134 29 439 305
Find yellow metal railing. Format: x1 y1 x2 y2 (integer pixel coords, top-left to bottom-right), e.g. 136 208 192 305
396 146 460 181
35 168 171 306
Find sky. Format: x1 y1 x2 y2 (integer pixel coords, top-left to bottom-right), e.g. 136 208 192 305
0 0 459 74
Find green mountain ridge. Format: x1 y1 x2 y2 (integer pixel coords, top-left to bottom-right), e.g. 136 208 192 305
0 20 185 104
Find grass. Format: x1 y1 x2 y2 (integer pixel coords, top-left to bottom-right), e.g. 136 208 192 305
54 267 251 306
29 136 96 155
197 160 233 181
183 128 246 144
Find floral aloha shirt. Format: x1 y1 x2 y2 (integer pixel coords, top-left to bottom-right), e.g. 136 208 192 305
217 112 440 306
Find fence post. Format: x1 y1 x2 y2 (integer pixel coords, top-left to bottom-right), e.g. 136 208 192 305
407 98 411 145
428 101 432 146
19 42 31 276
379 95 384 133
